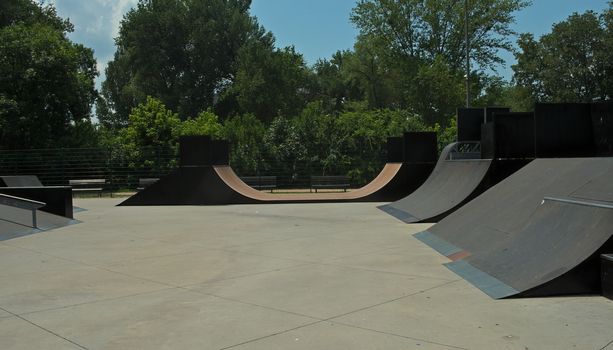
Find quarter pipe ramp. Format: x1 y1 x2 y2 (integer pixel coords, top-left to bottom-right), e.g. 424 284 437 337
378 142 526 223
415 157 613 298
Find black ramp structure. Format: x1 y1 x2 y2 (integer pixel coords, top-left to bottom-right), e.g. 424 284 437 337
591 100 613 156
0 186 73 218
457 108 485 141
378 142 492 223
0 175 73 218
534 103 594 157
416 157 613 298
120 133 437 206
457 107 511 142
481 112 536 159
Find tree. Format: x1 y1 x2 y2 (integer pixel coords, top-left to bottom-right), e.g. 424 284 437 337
0 0 71 31
99 0 273 126
0 1 97 149
119 96 181 150
351 0 530 71
225 44 313 122
180 110 224 138
222 113 266 174
313 51 363 113
348 0 529 124
513 7 611 102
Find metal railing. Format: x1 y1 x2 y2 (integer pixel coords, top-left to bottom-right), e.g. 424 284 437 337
0 147 178 192
446 142 481 160
0 193 45 228
0 146 388 190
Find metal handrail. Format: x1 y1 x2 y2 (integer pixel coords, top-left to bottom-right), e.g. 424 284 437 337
543 196 613 210
0 193 45 228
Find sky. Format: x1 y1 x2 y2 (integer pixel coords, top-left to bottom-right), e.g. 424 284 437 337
48 0 611 89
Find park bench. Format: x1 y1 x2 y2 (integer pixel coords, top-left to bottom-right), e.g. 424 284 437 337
310 175 350 193
69 179 106 197
240 176 277 192
137 178 159 191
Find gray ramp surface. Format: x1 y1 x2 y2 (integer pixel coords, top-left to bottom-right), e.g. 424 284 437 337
379 143 491 223
0 175 43 187
417 158 613 298
0 204 77 240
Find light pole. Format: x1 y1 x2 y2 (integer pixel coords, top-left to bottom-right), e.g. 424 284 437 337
465 0 470 107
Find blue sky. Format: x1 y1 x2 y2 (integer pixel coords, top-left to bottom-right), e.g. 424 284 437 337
48 0 611 88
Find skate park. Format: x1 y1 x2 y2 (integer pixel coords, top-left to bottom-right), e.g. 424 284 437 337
1 103 613 349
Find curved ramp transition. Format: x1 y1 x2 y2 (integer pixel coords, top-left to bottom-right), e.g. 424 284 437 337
416 158 613 298
379 143 494 223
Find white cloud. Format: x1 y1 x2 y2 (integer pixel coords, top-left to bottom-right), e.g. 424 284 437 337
49 0 139 89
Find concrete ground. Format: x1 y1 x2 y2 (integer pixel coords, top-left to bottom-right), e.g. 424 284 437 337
1 199 612 350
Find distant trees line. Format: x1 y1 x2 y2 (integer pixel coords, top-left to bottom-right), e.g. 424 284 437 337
1 0 612 178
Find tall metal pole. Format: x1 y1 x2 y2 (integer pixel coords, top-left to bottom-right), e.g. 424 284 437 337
465 0 470 107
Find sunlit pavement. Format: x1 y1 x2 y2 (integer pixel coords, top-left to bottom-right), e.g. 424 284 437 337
1 198 612 349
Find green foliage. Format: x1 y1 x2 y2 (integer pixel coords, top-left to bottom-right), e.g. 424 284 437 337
0 3 97 149
0 0 72 32
112 97 180 170
409 56 465 125
99 0 269 126
223 113 266 174
432 117 458 151
347 0 529 124
226 103 433 184
513 6 612 102
119 96 181 149
180 111 223 138
226 45 314 122
351 0 530 70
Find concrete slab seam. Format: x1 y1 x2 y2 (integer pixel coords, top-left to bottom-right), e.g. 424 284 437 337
325 279 461 322
14 287 177 318
600 339 613 350
328 321 468 350
0 306 89 350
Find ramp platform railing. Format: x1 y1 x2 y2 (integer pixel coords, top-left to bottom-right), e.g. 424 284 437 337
446 142 481 160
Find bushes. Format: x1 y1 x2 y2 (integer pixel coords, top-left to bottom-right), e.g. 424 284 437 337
102 96 457 187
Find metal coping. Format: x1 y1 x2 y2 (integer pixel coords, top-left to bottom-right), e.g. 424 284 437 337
445 260 520 299
377 204 420 223
414 230 463 257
